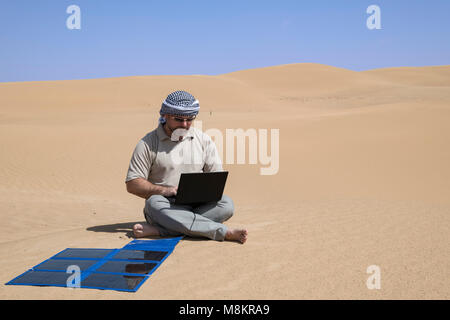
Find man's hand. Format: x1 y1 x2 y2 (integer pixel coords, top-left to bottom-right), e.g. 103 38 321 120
161 186 177 197
126 178 177 199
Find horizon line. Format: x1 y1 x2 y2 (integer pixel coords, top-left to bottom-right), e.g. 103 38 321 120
1 62 449 84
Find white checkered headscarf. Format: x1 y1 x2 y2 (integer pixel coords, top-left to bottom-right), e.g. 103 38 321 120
159 91 200 124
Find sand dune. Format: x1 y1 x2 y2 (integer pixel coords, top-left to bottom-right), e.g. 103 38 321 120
362 65 450 86
0 63 449 299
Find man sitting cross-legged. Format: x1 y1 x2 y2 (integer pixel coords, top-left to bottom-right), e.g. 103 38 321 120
125 90 247 244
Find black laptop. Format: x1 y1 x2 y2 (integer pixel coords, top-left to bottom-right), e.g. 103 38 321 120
174 171 228 205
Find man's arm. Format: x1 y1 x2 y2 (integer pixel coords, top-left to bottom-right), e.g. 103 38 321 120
202 133 223 172
126 178 177 199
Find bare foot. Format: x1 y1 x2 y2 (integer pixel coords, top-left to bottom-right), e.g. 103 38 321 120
133 223 160 238
225 228 248 244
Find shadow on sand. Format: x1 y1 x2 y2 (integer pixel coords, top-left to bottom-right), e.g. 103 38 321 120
86 221 148 239
86 222 200 241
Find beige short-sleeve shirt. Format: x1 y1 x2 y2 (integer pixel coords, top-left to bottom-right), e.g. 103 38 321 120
126 124 223 187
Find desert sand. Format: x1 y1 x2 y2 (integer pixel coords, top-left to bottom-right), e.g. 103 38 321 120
0 63 449 299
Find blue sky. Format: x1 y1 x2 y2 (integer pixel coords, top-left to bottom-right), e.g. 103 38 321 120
0 0 449 82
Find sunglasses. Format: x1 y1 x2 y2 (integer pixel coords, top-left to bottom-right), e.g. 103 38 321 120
170 115 196 123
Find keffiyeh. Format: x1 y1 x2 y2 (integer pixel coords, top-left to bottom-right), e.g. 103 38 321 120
159 91 200 124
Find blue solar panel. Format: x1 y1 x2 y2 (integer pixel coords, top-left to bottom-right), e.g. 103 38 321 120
8 270 73 288
96 260 157 275
34 259 98 272
81 273 147 292
5 237 182 292
111 249 168 261
52 248 114 259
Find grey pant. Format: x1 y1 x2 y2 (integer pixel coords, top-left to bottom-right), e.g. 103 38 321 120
143 194 234 241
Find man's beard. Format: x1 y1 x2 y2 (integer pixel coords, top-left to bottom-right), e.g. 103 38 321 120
165 123 184 135
165 124 189 142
